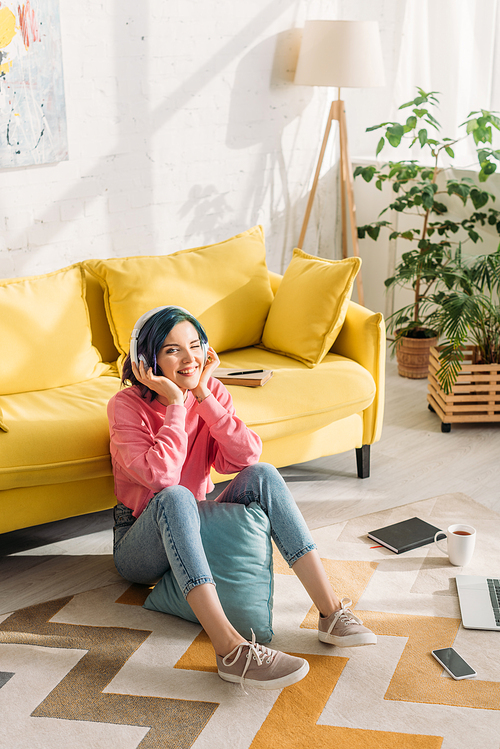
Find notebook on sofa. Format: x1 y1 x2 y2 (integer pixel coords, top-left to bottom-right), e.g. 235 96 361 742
214 369 273 387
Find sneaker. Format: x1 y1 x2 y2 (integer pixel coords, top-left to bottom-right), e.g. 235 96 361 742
216 631 309 690
318 597 377 647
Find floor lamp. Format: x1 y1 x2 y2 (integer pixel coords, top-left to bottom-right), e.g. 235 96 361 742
294 20 385 307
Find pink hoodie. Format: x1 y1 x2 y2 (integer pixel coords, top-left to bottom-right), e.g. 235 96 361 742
107 377 262 517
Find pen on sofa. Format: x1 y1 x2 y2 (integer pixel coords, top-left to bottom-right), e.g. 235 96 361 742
227 370 264 376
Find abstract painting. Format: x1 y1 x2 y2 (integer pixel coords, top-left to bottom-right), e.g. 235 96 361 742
0 0 68 168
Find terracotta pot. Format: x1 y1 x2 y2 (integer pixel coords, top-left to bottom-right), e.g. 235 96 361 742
395 332 438 379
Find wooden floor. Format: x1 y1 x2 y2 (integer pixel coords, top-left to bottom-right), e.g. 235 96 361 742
1 357 499 615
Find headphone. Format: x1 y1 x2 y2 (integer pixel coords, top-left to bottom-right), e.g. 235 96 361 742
129 305 209 368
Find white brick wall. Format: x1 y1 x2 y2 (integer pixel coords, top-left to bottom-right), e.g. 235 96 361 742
0 0 399 303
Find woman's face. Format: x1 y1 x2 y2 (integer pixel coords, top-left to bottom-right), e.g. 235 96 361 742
155 320 205 391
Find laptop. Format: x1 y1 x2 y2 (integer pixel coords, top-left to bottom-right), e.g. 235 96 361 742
456 575 500 631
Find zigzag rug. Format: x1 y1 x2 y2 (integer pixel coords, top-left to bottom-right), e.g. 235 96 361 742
1 492 499 749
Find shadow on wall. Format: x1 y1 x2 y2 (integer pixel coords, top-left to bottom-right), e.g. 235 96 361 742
226 29 341 271
8 0 302 272
3 0 156 270
177 166 340 275
178 29 317 269
113 3 309 264
225 29 309 149
227 29 313 269
178 186 234 240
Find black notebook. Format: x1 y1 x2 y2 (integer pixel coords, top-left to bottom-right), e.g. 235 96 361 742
367 516 442 554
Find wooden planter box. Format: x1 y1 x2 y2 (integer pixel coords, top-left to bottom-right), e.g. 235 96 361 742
427 346 500 432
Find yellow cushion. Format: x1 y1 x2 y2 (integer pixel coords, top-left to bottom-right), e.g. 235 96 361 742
0 265 108 396
260 249 361 367
0 376 121 490
84 226 273 362
0 406 7 432
217 347 375 442
84 269 119 363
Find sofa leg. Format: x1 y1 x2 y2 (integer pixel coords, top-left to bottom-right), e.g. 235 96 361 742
355 445 370 479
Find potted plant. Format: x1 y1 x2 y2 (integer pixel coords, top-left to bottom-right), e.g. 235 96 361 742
424 245 500 430
355 88 500 379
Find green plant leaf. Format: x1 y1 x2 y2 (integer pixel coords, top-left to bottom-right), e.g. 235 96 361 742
366 122 389 132
376 136 385 156
474 125 493 145
422 192 435 210
470 188 490 209
362 166 377 182
466 118 478 134
386 124 405 147
418 129 428 147
447 181 469 204
436 344 466 395
425 112 441 128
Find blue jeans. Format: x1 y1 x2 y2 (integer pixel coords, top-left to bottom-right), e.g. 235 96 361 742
113 462 316 598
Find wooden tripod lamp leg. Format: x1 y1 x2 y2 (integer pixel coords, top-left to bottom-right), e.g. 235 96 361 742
297 101 337 250
297 98 365 307
339 116 348 261
338 102 365 306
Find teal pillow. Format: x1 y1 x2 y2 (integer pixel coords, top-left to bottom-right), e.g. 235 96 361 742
143 500 274 643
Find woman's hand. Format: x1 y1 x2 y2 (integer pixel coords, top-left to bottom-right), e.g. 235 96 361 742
191 346 219 403
132 360 185 406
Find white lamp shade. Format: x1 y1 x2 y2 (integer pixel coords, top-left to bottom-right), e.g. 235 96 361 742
294 20 385 88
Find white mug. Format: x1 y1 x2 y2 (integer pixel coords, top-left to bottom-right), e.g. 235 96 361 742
434 524 476 566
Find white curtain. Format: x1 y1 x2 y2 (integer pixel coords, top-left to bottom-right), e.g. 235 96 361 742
347 0 500 314
393 0 500 167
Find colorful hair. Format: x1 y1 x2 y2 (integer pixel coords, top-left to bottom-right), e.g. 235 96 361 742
122 306 208 400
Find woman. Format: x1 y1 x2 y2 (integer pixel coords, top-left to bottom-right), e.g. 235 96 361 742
108 306 376 691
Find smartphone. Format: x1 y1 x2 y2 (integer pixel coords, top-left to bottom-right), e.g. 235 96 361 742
431 647 476 680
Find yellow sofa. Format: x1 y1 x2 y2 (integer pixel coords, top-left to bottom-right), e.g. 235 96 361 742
0 226 385 534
